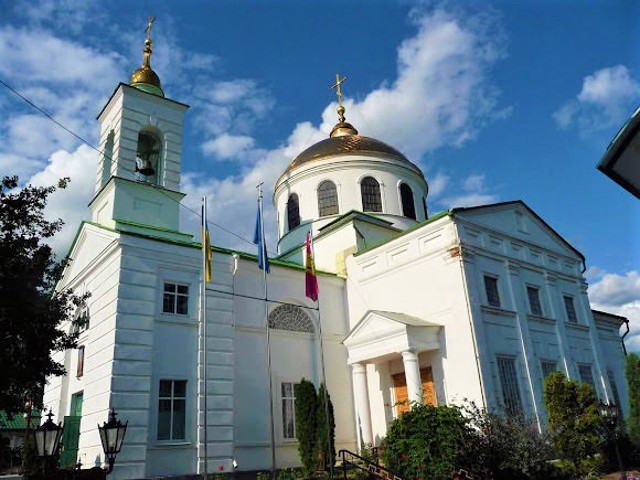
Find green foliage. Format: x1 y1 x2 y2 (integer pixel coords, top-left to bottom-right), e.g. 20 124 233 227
461 402 553 479
626 353 640 448
381 403 473 480
543 372 604 477
316 383 336 470
0 176 88 416
295 378 318 475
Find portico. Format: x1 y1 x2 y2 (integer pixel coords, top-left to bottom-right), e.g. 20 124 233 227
343 310 442 446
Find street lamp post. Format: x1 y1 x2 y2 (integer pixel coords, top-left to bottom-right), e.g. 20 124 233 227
33 408 127 479
598 402 627 480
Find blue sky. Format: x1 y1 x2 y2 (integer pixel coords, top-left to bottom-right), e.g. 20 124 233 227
1 0 639 350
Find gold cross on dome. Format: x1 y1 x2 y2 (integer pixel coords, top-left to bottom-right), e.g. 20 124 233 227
330 73 347 108
145 15 156 40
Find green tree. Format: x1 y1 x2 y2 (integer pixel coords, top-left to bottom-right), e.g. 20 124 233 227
294 378 318 475
626 353 640 448
543 371 603 477
0 176 87 417
315 383 335 470
381 404 473 480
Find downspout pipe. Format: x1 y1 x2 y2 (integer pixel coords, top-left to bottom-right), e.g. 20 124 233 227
621 319 630 356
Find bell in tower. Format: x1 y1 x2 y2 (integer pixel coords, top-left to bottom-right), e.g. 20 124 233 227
135 131 161 180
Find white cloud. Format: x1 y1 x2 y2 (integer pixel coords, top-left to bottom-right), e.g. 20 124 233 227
202 134 256 161
588 269 640 354
28 145 97 258
553 65 640 132
437 173 498 209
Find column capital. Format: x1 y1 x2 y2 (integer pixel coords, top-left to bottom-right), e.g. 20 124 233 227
351 363 367 375
401 349 418 360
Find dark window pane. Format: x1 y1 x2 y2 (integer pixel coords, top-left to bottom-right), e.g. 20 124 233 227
400 183 416 220
163 293 175 313
361 177 382 212
541 360 557 379
564 296 578 323
174 380 186 398
287 194 300 230
578 364 594 387
484 276 501 307
177 285 189 295
164 283 175 293
497 356 522 415
423 198 428 219
527 286 543 315
176 295 188 315
157 400 171 440
318 181 339 217
159 380 172 397
172 400 186 439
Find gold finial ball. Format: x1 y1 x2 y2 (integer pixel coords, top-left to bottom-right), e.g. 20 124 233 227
337 105 345 115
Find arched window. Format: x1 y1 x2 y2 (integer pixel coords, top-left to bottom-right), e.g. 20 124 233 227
423 197 428 220
318 181 339 217
268 304 315 333
400 183 416 220
287 194 300 230
135 131 161 183
361 177 382 212
101 131 114 188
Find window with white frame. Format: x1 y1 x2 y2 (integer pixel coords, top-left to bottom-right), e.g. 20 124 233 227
163 283 189 315
578 364 595 388
282 382 298 439
526 286 543 316
563 295 578 323
158 379 187 441
496 356 523 415
484 276 501 308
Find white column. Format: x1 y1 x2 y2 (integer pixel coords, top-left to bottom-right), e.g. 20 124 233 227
402 349 423 407
351 363 373 446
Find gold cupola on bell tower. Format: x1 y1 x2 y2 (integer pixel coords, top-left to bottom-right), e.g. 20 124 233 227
130 15 164 97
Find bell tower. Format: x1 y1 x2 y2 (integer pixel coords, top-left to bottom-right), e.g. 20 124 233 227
90 17 191 241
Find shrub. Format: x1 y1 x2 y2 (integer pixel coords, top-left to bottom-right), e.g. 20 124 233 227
627 353 640 449
543 372 604 477
381 403 473 480
316 383 336 470
461 402 553 479
295 378 318 475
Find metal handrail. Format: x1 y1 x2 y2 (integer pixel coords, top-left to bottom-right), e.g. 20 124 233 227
338 449 404 480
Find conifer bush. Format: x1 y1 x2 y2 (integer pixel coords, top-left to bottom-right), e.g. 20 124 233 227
295 378 318 475
316 383 336 470
626 353 640 449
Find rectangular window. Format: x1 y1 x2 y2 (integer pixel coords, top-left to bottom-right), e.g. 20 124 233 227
563 295 578 323
578 364 595 387
163 283 189 315
607 370 621 406
282 382 298 439
540 360 557 380
158 380 187 441
496 356 523 415
527 286 543 316
484 276 501 307
76 346 85 378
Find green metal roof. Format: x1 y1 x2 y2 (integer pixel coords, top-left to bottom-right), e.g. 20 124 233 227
0 410 40 430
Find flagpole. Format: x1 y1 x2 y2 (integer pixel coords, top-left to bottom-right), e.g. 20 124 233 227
309 233 333 479
201 197 209 480
258 183 277 479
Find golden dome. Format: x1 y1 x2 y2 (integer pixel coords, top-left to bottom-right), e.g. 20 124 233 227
129 16 164 97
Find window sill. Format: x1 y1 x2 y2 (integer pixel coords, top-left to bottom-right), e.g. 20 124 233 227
151 441 192 449
480 305 517 317
157 313 197 325
566 322 589 332
527 314 556 325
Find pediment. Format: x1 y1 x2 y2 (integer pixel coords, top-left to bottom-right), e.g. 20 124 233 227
58 222 119 289
343 310 441 363
453 201 583 261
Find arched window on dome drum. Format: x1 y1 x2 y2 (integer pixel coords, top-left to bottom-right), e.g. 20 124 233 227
287 194 300 230
318 181 339 217
268 304 315 333
423 197 428 219
361 177 382 213
400 183 416 220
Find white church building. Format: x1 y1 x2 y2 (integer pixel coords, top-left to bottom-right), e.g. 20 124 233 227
43 29 629 480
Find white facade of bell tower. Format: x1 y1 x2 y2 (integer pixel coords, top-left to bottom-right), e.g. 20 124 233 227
90 83 190 240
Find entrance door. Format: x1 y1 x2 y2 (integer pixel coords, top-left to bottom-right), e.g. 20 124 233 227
392 366 436 416
60 392 83 468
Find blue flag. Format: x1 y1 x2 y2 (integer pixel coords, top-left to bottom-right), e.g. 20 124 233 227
253 205 270 273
